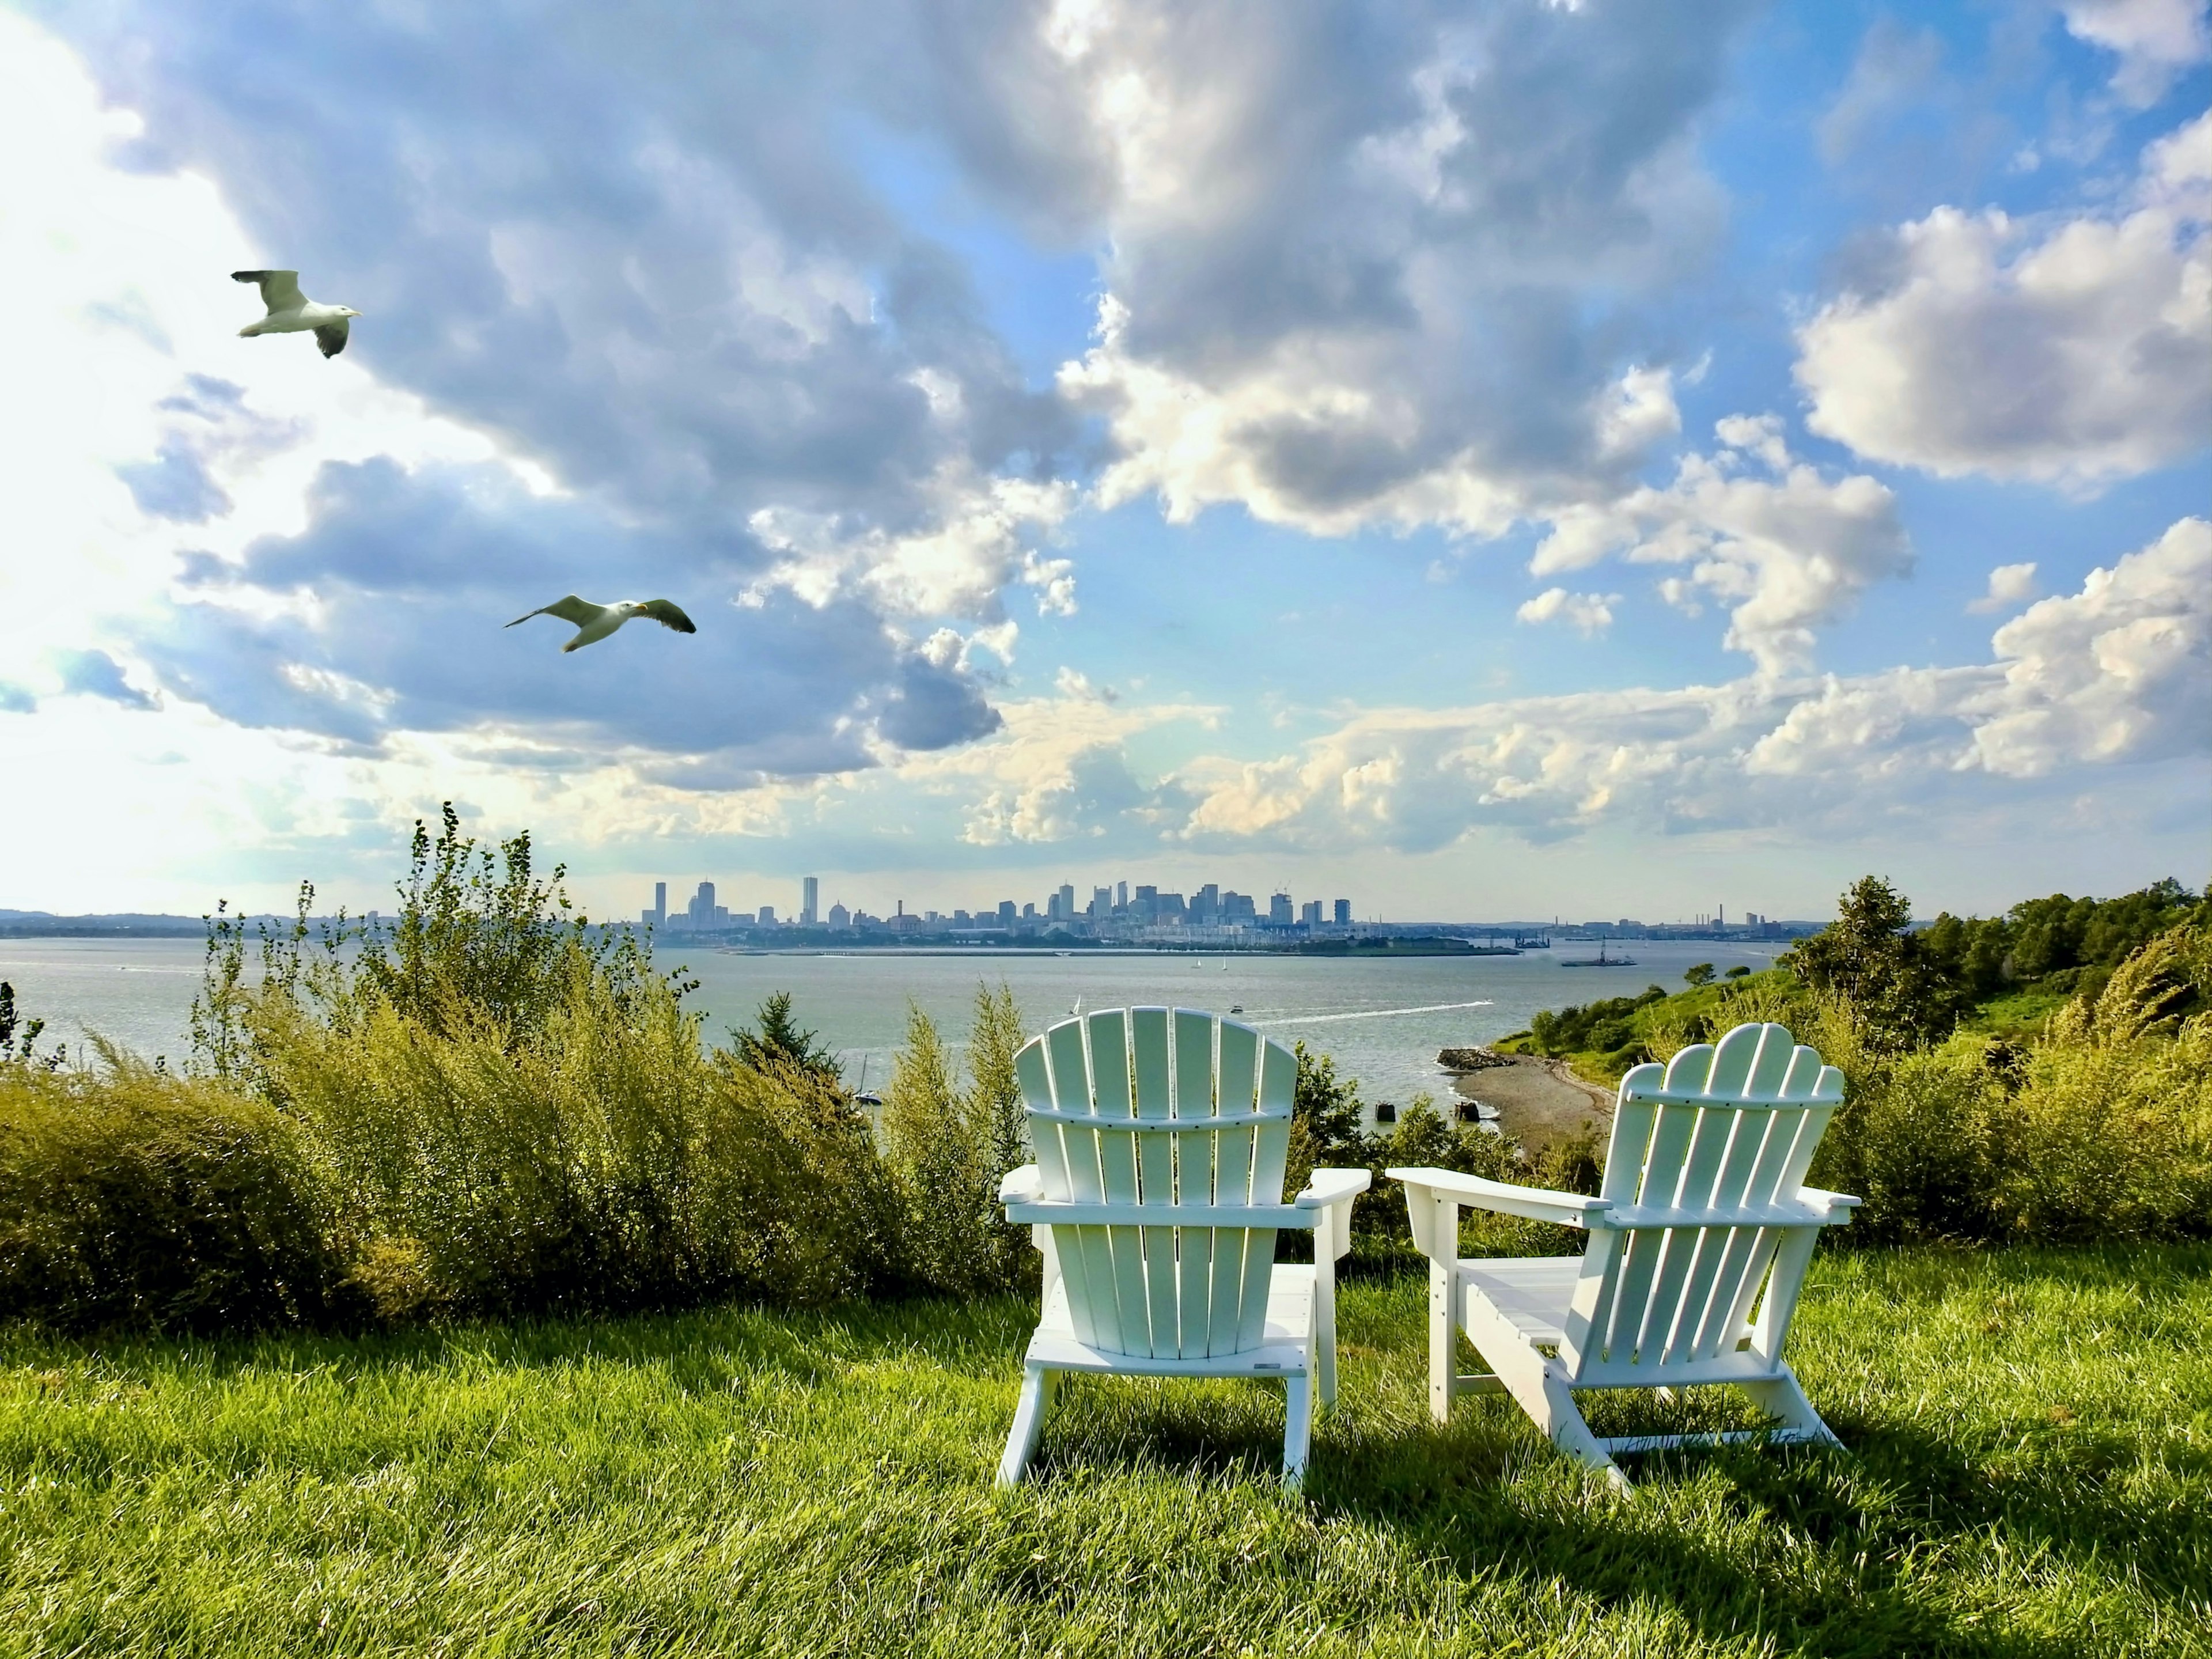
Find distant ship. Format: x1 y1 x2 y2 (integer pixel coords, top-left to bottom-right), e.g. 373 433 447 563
1560 938 1637 967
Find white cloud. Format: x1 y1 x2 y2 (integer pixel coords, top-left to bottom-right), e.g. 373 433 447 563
1966 515 2209 775
1796 111 2212 488
1151 518 2208 850
1516 588 1620 637
2059 0 2211 107
1530 415 1910 673
1968 561 2041 613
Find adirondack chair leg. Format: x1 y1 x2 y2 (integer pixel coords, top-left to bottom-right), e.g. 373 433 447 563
997 1365 1054 1488
1282 1373 1315 1490
1315 1248 1339 1412
1464 1297 1630 1493
1428 1257 1456 1423
1738 1369 1842 1449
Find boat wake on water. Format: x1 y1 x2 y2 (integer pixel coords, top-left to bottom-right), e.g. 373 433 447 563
1253 999 1494 1027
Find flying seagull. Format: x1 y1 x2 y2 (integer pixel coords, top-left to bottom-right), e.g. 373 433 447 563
232 270 361 358
506 596 698 653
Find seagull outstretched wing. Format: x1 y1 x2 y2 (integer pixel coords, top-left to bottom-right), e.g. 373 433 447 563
506 596 603 628
315 319 350 359
233 270 305 313
635 600 698 634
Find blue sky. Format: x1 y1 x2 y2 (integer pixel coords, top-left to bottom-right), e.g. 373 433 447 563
0 0 2205 923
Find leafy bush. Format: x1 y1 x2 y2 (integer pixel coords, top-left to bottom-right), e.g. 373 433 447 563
881 984 1033 1297
254 955 899 1320
0 1055 349 1333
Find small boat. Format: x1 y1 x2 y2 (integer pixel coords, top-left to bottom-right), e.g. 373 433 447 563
1229 1003 1244 1014
1560 938 1637 967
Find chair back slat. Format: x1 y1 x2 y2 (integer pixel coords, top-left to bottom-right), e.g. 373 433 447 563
1238 1033 1297 1350
1207 1021 1263 1354
1171 1009 1218 1355
1018 1009 1294 1361
1566 1023 1846 1381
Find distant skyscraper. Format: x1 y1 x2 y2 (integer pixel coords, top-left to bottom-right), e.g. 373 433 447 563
801 876 818 926
1057 882 1075 922
1333 898 1350 926
1116 880 1128 908
1300 899 1322 926
757 905 776 926
690 880 716 927
642 880 668 928
1091 885 1112 918
1268 891 1293 926
998 900 1017 926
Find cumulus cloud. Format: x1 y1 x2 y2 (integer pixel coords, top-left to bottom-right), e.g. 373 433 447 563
1968 562 2041 613
1967 514 2209 775
1796 111 2212 487
1516 588 1620 638
1530 415 1910 673
1049 0 1745 539
1150 518 2207 850
2059 0 2211 107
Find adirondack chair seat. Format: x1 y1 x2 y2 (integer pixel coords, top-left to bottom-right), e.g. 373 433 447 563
995 1008 1370 1490
1395 1021 1861 1493
1020 1258 1316 1378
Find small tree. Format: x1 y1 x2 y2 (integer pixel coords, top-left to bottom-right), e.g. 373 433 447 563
1783 875 1961 1051
1725 964 1751 979
732 992 841 1084
1684 963 1716 988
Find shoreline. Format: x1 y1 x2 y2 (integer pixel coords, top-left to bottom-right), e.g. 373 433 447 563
1441 1049 1613 1152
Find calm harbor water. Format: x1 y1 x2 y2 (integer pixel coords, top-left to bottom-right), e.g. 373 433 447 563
0 935 1785 1107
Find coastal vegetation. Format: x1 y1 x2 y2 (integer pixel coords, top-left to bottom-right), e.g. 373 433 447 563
2 815 2209 1652
1497 875 2212 1247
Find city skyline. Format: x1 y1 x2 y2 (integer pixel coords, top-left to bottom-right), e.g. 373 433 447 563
636 874 1802 938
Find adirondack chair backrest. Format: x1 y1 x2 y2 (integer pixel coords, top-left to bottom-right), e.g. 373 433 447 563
1014 1007 1297 1361
1560 1021 1847 1380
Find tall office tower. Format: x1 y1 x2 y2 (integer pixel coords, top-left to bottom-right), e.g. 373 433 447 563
801 876 818 926
690 880 717 926
758 905 777 926
642 880 668 927
1046 890 1063 923
1333 898 1350 926
1091 885 1112 918
1300 900 1323 926
1116 880 1128 908
998 899 1017 926
1192 882 1219 924
1268 891 1293 926
1057 883 1075 922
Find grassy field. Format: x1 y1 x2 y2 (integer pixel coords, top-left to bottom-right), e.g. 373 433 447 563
2 1246 2207 1658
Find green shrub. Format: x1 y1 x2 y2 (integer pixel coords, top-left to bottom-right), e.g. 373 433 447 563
253 953 897 1320
881 984 1034 1298
0 1057 347 1333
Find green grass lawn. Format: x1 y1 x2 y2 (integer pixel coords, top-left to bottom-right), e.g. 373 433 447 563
3 1247 2207 1658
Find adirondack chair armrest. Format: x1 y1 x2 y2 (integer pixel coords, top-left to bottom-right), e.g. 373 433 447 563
1293 1168 1372 1209
1389 1165 1612 1251
1796 1184 1863 1223
998 1164 1044 1205
1296 1167 1369 1263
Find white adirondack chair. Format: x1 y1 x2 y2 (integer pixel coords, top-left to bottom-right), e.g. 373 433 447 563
1392 1021 1858 1491
995 1007 1370 1488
